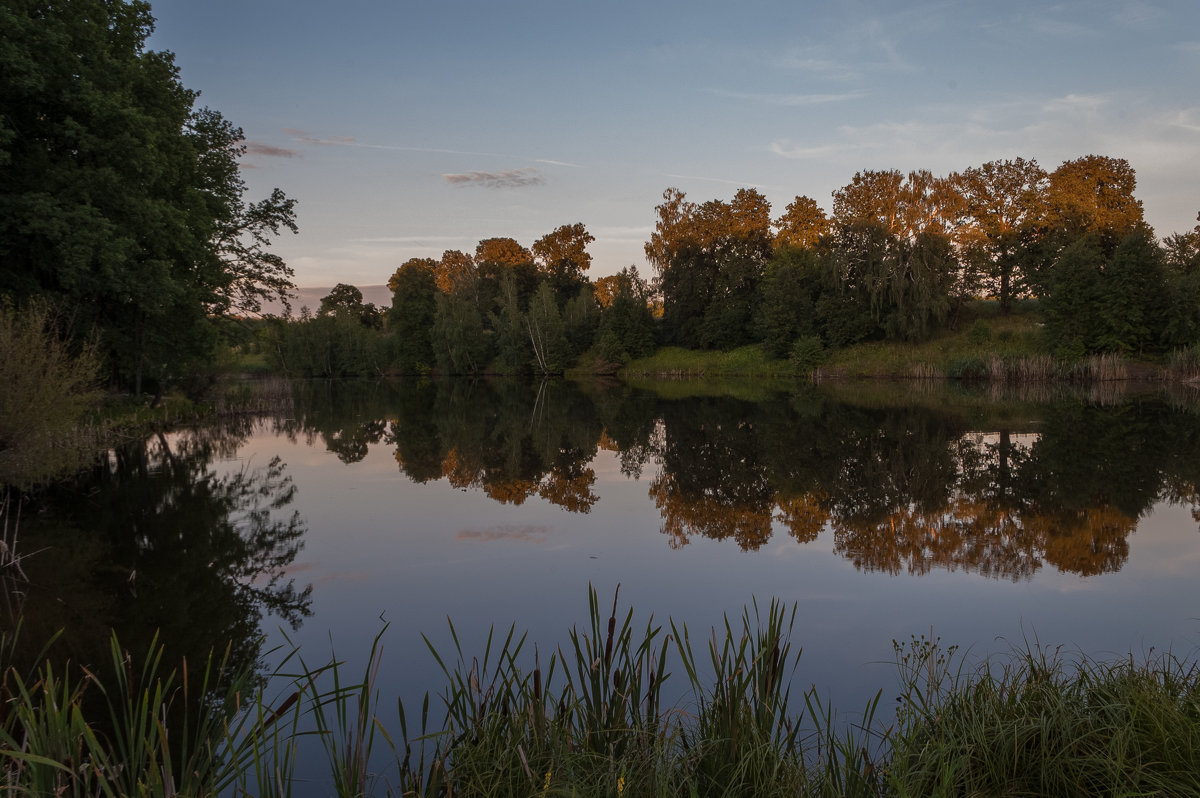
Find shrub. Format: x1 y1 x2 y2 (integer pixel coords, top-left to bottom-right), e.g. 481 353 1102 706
0 301 103 488
945 357 988 380
790 336 827 373
966 319 992 345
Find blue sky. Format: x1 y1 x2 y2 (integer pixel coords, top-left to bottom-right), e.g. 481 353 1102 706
149 0 1200 287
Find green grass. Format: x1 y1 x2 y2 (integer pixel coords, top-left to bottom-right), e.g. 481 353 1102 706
4 590 1199 796
622 345 794 378
619 305 1182 384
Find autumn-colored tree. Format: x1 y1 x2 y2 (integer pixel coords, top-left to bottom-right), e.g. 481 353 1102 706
645 187 772 347
951 158 1048 311
774 195 830 250
434 249 477 295
1046 155 1147 245
532 222 594 302
827 171 959 341
476 237 539 310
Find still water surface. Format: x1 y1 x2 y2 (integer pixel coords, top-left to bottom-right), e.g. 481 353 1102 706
14 377 1200 786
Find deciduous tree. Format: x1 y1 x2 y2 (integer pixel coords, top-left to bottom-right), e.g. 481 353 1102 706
532 222 594 302
773 195 830 250
1046 155 1146 246
951 158 1048 311
0 0 297 391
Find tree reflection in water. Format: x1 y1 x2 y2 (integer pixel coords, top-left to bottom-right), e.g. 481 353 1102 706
11 419 311 681
298 378 1200 581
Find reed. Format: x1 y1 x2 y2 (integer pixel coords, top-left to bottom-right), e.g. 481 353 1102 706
5 592 1200 796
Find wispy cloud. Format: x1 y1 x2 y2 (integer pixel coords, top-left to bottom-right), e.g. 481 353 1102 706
284 128 356 145
1041 93 1107 114
350 235 468 244
769 140 845 160
283 128 580 166
243 141 298 158
713 89 866 106
443 167 545 188
660 172 784 191
457 524 551 543
1111 1 1163 27
772 50 859 80
1169 109 1200 133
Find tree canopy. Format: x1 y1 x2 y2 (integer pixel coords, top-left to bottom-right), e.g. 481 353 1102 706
0 0 296 391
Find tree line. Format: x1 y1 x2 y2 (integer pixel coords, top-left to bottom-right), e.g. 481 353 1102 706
270 155 1200 377
266 229 657 376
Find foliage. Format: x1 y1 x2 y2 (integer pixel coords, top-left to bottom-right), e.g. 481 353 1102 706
1046 154 1147 246
951 157 1048 310
756 247 820 358
646 188 773 348
0 0 296 391
532 222 594 302
489 275 532 375
596 267 657 363
6 590 1199 797
388 259 438 374
264 309 390 377
0 301 103 489
526 283 571 374
789 335 826 374
887 639 1200 798
433 289 489 375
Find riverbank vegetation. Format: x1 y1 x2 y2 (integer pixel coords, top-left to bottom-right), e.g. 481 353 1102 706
3 588 1198 796
263 159 1200 382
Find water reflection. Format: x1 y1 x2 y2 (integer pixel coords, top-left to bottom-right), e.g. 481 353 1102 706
12 421 311 679
287 378 1200 581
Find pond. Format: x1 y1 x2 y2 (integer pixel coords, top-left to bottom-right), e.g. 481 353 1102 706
10 376 1200 789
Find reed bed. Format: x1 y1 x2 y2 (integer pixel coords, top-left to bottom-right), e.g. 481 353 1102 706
3 589 1199 796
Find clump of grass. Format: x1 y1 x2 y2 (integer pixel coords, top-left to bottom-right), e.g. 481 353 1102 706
885 638 1200 797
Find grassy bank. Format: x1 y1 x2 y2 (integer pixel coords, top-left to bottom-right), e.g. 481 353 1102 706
620 305 1196 384
3 588 1198 797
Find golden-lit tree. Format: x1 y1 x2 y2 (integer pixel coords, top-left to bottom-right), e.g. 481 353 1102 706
532 222 594 299
434 249 476 295
1046 155 1146 242
950 158 1048 310
773 195 830 250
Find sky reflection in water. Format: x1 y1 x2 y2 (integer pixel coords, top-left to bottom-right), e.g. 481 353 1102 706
203 378 1200 751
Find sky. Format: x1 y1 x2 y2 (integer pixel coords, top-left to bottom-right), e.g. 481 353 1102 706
147 0 1200 288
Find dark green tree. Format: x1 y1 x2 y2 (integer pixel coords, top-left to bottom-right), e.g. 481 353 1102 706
1041 237 1106 359
433 288 488 374
387 258 438 373
756 247 820 358
1096 230 1168 354
645 188 772 348
0 0 296 391
526 283 570 374
490 275 532 375
596 267 656 363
